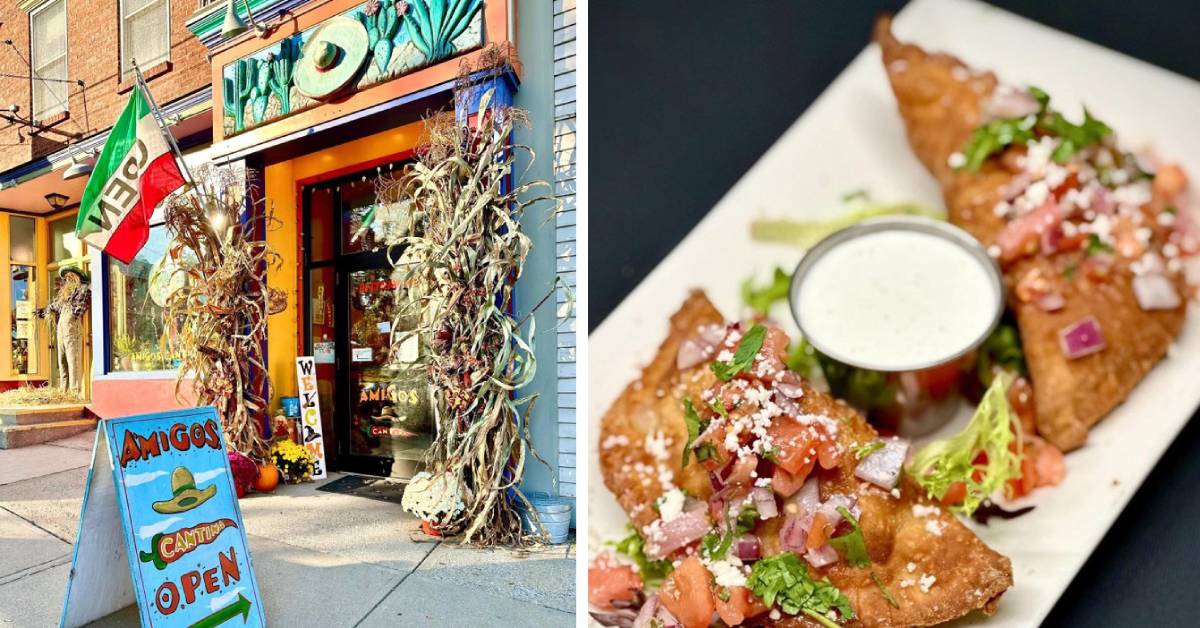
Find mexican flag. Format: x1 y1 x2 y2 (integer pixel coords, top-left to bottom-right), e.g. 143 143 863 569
75 87 185 264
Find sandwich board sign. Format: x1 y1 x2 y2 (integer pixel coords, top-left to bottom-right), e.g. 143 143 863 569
295 356 328 479
60 407 266 628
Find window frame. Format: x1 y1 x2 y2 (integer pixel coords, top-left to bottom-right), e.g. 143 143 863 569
101 216 173 376
29 0 69 121
119 0 172 80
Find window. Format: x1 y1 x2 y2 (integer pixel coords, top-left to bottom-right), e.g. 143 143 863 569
121 0 170 79
30 0 67 120
9 217 38 375
107 222 175 372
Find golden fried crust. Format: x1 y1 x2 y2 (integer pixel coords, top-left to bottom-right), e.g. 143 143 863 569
599 292 1012 626
598 290 721 528
875 15 1186 451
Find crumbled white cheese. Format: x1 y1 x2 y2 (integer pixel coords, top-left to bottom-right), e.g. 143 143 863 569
769 609 782 621
657 488 685 523
890 488 901 499
707 556 747 588
899 578 914 589
919 574 938 593
911 504 941 518
947 152 966 169
716 349 734 363
601 434 629 449
906 562 917 573
925 519 945 537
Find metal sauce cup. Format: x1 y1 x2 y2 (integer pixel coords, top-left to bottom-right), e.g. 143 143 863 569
788 216 1005 436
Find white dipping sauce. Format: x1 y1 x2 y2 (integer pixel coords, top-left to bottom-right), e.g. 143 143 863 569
794 229 998 371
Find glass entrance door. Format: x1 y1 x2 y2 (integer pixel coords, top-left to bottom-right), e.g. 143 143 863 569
302 165 431 478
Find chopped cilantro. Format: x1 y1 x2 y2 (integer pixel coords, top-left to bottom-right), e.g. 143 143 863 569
735 505 759 536
828 506 870 567
711 323 767 381
976 323 1025 388
1086 233 1113 256
717 587 732 602
852 441 885 460
907 375 1023 516
611 526 674 586
959 116 1036 171
681 398 708 467
958 86 1112 170
1063 262 1078 280
747 553 855 624
695 442 718 463
870 571 900 609
741 267 792 316
709 398 730 420
700 528 735 561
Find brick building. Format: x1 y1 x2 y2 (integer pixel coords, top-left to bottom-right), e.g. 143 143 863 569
0 0 576 517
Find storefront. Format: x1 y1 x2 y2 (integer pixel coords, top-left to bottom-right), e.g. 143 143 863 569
207 0 515 478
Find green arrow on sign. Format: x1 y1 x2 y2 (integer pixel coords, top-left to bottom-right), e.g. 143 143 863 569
187 594 252 628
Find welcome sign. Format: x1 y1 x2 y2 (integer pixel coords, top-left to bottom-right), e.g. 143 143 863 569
295 356 328 479
60 407 266 627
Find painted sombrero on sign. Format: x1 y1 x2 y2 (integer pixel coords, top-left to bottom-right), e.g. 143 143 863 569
294 16 370 100
151 466 217 514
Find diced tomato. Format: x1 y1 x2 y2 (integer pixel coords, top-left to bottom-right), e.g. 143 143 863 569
1007 456 1038 499
1050 169 1080 201
587 558 643 610
816 438 841 470
766 418 818 477
1033 440 1066 487
995 199 1060 264
693 423 732 472
916 362 961 399
714 586 757 626
940 481 967 507
659 556 716 628
723 454 759 490
772 465 806 498
807 511 831 550
763 327 791 360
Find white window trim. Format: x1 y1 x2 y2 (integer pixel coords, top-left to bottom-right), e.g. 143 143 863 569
119 0 172 79
29 0 68 121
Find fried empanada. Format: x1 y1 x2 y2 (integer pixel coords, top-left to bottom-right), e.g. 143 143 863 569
875 16 1187 451
598 292 1012 627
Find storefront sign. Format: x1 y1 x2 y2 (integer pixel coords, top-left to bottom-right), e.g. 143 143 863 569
295 357 328 479
352 347 373 362
314 341 336 364
60 407 266 628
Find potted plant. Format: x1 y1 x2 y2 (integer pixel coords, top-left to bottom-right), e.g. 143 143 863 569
114 336 140 371
401 471 464 536
269 439 315 483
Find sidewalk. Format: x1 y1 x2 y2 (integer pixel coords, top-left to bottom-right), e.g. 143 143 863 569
0 430 575 627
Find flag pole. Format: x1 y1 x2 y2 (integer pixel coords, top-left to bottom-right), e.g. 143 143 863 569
131 59 196 186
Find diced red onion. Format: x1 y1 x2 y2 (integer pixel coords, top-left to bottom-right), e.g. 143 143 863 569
805 543 839 568
699 323 727 347
632 595 659 628
1133 273 1181 310
751 487 778 519
854 439 910 490
654 606 681 628
772 390 804 419
1040 223 1063 255
592 610 637 628
675 337 712 370
986 87 1040 119
774 371 806 398
1036 291 1065 312
787 477 822 520
779 515 809 552
735 535 763 561
646 507 710 558
1059 316 1106 360
1090 186 1115 215
818 494 859 528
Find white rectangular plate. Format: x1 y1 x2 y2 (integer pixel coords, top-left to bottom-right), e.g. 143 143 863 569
587 0 1200 625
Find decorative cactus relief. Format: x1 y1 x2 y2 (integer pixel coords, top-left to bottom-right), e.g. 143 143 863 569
222 0 484 135
402 0 482 63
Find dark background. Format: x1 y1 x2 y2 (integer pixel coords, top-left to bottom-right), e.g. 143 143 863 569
591 1 1200 625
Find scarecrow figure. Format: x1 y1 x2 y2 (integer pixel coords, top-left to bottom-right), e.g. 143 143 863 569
36 267 91 395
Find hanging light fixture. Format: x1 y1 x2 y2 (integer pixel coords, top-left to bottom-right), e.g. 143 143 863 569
44 192 69 211
221 0 269 40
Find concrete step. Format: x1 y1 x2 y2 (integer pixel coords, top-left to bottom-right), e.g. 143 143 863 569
0 404 88 426
0 418 96 449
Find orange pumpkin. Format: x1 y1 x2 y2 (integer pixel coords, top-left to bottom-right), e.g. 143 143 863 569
253 463 281 492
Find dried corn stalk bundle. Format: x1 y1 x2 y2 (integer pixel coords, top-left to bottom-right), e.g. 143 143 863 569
161 165 278 458
376 57 562 546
